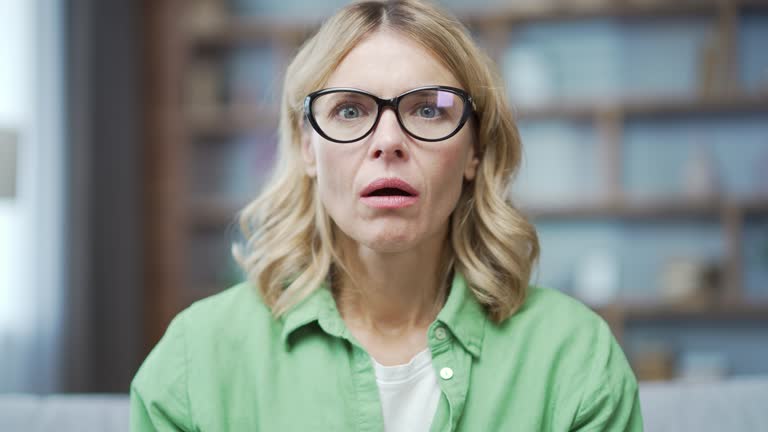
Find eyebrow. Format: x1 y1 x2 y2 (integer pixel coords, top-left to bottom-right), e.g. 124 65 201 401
320 84 463 98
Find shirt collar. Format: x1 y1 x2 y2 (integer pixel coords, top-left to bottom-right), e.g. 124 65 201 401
280 280 343 344
434 271 486 358
280 271 487 358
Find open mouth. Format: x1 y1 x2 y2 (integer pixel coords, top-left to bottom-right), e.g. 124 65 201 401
360 177 419 198
365 187 414 197
360 177 419 209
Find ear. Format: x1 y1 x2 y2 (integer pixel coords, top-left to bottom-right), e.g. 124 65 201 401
301 129 317 178
463 145 480 181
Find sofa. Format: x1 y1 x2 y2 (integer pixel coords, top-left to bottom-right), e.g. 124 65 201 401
1 376 767 431
637 376 768 431
0 393 129 432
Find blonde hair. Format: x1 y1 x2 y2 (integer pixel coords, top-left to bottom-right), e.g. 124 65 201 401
234 0 539 323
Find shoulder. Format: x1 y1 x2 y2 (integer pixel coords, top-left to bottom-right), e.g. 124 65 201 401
171 281 280 362
523 285 595 317
478 286 642 428
515 285 627 367
491 286 642 429
131 281 275 389
502 285 608 338
482 286 620 368
130 282 274 430
486 286 614 367
183 281 274 332
486 285 636 394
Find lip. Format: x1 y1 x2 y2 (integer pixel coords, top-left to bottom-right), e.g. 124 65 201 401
360 177 420 209
360 177 419 197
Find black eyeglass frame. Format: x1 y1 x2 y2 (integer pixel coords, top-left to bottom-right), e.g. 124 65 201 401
303 85 476 144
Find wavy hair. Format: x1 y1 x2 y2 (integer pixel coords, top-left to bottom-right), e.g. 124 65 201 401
233 0 539 323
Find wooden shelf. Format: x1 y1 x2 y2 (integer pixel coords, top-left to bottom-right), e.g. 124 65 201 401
184 94 768 137
188 197 768 229
186 16 317 49
184 105 279 138
462 0 768 26
185 0 768 48
594 302 768 321
523 198 768 220
742 199 768 215
516 93 768 121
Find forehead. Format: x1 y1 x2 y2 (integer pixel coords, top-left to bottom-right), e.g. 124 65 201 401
324 29 461 97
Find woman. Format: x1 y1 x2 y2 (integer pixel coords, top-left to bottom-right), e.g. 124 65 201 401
131 1 643 430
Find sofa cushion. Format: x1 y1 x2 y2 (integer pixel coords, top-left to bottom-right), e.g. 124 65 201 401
0 394 129 432
639 376 768 432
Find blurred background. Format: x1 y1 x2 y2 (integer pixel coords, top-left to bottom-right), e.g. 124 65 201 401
0 0 766 396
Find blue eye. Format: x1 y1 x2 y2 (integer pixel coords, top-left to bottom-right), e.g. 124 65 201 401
337 105 361 119
417 105 439 119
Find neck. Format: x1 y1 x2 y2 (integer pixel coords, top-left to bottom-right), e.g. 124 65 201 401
333 227 453 338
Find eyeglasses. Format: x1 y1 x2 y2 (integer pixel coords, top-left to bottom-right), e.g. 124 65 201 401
303 85 475 143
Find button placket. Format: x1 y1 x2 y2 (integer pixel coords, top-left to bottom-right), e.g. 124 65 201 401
430 341 473 432
350 346 385 432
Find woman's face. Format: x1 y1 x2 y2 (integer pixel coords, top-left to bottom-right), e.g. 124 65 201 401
302 30 478 254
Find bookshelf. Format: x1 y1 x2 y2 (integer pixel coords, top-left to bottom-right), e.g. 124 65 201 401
143 0 768 379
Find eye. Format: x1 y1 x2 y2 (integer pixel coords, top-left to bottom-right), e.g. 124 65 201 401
415 104 440 119
335 104 364 120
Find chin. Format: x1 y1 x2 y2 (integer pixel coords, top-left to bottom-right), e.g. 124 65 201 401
362 238 417 254
350 226 422 254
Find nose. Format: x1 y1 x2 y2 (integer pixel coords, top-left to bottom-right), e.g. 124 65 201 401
368 108 408 161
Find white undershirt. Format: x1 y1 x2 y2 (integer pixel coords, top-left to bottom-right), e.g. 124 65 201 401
371 348 441 432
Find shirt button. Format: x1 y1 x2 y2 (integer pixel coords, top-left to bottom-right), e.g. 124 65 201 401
440 367 454 380
434 327 447 341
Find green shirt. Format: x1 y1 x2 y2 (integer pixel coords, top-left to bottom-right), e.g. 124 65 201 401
130 272 643 431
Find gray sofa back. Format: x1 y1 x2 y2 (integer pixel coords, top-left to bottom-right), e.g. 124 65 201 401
0 394 129 432
638 376 768 431
1 376 767 431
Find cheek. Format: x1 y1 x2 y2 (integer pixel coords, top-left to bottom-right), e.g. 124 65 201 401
313 142 357 213
427 143 470 207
